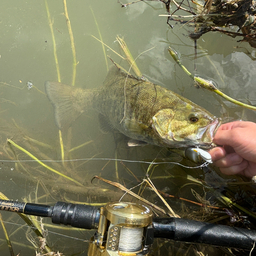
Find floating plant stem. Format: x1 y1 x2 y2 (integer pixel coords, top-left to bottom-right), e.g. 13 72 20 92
168 47 256 111
44 0 61 83
63 0 77 86
7 139 83 186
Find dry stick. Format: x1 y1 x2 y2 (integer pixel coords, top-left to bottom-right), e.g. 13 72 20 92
168 47 256 111
159 190 223 210
63 0 77 87
145 163 179 217
94 176 168 215
7 139 83 187
144 178 180 217
171 0 196 15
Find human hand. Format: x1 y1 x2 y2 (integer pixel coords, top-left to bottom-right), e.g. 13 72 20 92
209 121 256 178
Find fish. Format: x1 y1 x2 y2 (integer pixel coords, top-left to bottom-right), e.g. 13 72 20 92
45 66 220 148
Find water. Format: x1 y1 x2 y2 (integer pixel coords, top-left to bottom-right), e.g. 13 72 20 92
0 0 256 255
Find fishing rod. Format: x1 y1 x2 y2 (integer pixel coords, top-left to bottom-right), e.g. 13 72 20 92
0 200 255 255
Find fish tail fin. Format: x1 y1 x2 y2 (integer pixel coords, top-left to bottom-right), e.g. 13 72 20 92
45 81 90 130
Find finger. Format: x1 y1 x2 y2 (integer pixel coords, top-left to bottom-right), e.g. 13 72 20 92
216 121 242 131
213 121 255 147
208 147 226 161
213 153 243 168
219 160 249 176
213 129 237 147
240 162 256 178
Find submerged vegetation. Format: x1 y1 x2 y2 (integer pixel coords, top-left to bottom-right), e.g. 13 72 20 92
0 1 255 256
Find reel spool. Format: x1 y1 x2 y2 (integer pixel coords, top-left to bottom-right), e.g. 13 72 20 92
88 202 153 256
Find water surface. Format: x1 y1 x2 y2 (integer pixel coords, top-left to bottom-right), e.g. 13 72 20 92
0 1 255 255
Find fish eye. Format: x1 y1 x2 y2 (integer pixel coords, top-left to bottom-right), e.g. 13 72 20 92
189 115 199 123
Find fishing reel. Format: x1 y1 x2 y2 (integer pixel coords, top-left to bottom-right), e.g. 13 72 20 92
1 199 256 254
88 202 153 256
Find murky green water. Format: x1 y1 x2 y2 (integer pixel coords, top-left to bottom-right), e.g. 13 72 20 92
0 1 256 255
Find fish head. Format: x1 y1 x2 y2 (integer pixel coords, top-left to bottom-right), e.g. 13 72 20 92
152 104 220 148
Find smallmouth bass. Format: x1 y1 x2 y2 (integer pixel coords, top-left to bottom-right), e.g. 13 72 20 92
45 66 220 148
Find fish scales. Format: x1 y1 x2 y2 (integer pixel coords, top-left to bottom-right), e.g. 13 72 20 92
45 66 220 148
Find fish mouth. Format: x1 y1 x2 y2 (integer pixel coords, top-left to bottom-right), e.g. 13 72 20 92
200 117 221 147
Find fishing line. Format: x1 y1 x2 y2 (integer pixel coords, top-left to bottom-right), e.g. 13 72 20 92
0 157 209 169
1 220 90 242
119 226 143 252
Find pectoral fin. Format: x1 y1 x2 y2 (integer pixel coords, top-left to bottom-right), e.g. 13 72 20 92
98 113 113 134
127 139 147 147
124 118 149 134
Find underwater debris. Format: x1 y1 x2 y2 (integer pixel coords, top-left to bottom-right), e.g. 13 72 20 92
121 0 256 47
27 81 33 90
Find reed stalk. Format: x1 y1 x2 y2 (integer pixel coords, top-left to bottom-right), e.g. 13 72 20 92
63 0 77 86
44 0 61 83
0 213 15 256
90 7 109 71
7 139 83 186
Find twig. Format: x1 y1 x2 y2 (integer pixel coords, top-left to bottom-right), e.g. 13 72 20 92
144 178 180 217
93 176 168 215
